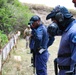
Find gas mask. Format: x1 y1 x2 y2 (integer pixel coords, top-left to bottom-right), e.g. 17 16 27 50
46 5 73 32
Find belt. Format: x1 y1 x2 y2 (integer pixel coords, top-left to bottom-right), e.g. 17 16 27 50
58 65 70 70
58 53 71 58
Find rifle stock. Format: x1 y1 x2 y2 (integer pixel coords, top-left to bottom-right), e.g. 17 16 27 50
54 58 58 75
31 52 35 74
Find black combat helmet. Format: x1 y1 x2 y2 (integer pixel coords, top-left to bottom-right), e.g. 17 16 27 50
46 5 73 20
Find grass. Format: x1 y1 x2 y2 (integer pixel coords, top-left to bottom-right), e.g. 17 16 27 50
2 36 61 75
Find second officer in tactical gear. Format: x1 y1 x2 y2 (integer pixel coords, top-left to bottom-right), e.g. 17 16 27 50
46 5 76 75
29 15 54 75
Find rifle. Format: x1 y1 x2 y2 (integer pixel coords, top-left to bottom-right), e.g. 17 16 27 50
31 52 36 74
65 64 76 75
54 58 58 75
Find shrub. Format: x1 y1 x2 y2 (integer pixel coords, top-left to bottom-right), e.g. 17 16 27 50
0 31 8 49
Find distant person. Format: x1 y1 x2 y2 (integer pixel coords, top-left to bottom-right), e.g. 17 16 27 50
28 15 54 75
46 5 76 75
72 0 76 7
24 25 31 49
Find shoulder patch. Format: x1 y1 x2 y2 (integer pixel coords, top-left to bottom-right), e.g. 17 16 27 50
72 36 76 43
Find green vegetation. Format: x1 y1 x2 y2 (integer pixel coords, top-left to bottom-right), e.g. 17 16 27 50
0 0 33 48
0 0 33 34
0 31 8 49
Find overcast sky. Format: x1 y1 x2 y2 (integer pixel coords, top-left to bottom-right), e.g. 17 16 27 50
19 0 76 10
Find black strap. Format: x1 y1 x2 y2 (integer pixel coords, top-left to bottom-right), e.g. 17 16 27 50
58 53 71 58
58 65 70 70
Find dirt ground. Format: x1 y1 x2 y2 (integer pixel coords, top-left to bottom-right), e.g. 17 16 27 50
2 36 61 75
